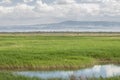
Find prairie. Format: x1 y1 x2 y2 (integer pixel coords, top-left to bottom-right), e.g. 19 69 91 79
0 32 120 80
0 33 120 70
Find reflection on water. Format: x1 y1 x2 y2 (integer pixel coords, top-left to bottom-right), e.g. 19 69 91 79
15 64 120 79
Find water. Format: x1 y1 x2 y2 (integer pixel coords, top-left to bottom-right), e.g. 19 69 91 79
14 64 120 79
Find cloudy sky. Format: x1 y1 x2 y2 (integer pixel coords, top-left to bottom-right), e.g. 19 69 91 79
0 0 120 25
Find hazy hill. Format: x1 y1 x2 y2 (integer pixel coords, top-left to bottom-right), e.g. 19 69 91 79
0 21 120 32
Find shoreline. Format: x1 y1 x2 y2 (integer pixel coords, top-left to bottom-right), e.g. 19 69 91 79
0 61 119 71
0 32 120 36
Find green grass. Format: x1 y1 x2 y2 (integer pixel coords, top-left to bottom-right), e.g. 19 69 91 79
89 77 120 80
0 34 120 70
0 72 39 80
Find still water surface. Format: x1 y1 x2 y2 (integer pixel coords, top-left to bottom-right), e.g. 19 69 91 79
14 64 120 79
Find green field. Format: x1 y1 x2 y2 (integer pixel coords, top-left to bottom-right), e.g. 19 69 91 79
0 33 120 70
0 33 120 80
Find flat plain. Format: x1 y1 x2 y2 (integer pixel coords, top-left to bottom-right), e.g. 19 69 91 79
0 32 120 80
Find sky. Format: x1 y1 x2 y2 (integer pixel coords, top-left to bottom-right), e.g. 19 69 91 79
0 0 120 25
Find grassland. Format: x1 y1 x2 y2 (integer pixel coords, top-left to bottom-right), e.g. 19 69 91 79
0 72 39 80
0 32 120 80
0 32 120 70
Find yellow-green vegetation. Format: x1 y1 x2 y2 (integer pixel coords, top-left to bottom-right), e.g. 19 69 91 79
0 33 120 70
89 77 120 80
0 72 39 80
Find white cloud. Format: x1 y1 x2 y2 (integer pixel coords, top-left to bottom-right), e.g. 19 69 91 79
13 4 34 17
23 0 33 3
54 0 76 4
0 0 120 25
34 0 54 12
0 6 13 15
100 0 120 16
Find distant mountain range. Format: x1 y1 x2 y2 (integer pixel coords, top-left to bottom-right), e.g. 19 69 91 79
0 21 120 32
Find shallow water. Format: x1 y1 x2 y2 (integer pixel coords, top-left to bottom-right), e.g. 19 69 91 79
14 64 120 79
